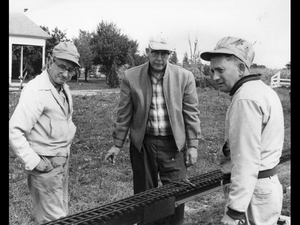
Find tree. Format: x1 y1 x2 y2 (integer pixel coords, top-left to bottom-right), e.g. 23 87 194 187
125 39 140 67
183 34 218 89
90 21 139 87
169 50 178 65
132 52 148 67
285 61 291 78
251 63 266 69
73 30 95 82
40 26 70 59
187 34 202 69
182 52 189 68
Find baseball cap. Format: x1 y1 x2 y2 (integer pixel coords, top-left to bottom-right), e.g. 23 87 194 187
148 34 174 52
200 36 255 69
52 42 81 67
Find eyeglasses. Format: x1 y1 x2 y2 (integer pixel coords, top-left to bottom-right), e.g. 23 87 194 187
150 51 170 58
54 60 77 76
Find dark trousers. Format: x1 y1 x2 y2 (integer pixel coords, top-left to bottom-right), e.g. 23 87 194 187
130 134 187 225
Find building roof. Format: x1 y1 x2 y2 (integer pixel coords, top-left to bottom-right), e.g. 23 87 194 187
9 13 51 39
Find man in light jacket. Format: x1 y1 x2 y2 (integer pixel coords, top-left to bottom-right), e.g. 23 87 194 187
9 42 80 224
200 36 284 225
105 34 201 225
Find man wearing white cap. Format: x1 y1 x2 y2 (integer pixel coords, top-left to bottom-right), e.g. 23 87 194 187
105 34 201 224
201 37 284 225
9 42 80 224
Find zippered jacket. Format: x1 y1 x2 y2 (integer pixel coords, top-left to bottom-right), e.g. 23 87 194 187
220 78 284 214
113 62 201 151
9 71 76 171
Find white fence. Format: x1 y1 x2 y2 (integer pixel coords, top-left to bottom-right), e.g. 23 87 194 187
270 72 290 88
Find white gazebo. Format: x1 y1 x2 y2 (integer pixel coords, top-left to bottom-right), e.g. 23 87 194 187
9 13 51 85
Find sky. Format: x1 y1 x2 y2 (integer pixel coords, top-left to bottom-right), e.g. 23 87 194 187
9 0 290 69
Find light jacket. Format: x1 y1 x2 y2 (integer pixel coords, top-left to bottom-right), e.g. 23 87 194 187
9 71 76 171
220 78 284 214
113 62 201 151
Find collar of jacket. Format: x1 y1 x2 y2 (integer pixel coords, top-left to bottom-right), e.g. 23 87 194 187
38 70 69 91
37 70 72 116
229 74 261 96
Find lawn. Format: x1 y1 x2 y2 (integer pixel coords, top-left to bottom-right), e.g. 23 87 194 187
67 77 112 90
9 81 290 224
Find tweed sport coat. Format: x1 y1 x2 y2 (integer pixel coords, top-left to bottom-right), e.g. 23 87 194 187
113 62 201 152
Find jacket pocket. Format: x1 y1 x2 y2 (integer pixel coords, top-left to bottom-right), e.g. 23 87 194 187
37 114 52 136
49 119 68 140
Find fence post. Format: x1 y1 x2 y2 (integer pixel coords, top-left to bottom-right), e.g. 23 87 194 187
277 71 281 87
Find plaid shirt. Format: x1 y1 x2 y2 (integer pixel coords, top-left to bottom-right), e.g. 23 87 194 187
146 72 172 136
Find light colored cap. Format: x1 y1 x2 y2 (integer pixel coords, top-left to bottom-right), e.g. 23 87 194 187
148 34 174 52
200 36 255 69
52 42 81 67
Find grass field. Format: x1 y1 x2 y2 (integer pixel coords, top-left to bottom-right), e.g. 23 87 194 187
9 78 290 224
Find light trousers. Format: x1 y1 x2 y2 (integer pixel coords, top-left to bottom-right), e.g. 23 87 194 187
223 174 283 225
25 156 69 224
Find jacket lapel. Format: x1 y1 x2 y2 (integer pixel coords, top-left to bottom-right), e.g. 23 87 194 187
142 63 152 113
38 71 69 116
163 62 170 89
63 83 73 116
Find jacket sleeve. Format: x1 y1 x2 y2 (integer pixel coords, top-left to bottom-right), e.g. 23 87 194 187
226 99 262 214
182 71 201 148
112 73 133 148
9 86 42 170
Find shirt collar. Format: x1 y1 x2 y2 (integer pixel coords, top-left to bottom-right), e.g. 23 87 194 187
229 74 261 96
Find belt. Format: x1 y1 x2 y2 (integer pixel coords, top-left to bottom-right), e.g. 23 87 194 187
222 166 278 185
144 133 174 140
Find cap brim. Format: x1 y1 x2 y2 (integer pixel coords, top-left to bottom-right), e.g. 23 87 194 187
149 43 173 52
200 48 235 61
55 53 81 67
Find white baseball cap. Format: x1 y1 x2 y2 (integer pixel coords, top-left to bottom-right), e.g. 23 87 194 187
148 34 174 52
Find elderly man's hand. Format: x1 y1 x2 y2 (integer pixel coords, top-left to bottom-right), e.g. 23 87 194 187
34 156 53 172
104 146 121 165
221 214 243 225
185 147 198 167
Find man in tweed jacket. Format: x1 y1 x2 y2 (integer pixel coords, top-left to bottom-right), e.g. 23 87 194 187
105 35 201 225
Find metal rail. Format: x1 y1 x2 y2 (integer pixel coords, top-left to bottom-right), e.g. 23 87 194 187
44 148 290 225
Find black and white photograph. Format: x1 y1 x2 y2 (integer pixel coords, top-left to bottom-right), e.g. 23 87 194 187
9 0 290 224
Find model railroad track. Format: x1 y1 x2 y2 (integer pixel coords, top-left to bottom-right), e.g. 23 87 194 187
44 148 290 225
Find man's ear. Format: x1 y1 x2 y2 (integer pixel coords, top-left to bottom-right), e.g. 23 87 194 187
48 56 54 66
238 63 246 77
145 48 150 54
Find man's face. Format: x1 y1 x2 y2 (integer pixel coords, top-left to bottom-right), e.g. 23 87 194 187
210 56 241 93
49 58 77 86
147 49 170 72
